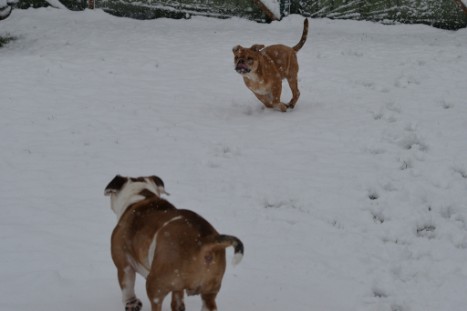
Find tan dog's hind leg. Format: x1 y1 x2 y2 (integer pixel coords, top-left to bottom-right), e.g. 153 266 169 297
285 53 300 109
201 293 218 311
118 267 143 311
286 75 300 109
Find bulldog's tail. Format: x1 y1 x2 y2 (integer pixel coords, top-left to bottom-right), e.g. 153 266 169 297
202 234 244 266
293 18 309 52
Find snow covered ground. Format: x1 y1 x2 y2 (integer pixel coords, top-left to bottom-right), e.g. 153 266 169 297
1 8 467 311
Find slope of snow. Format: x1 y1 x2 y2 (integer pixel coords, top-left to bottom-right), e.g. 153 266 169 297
259 0 281 19
1 8 467 311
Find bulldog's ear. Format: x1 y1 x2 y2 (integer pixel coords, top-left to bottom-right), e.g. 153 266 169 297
104 175 127 196
149 175 170 196
250 44 265 52
232 45 242 53
149 175 165 188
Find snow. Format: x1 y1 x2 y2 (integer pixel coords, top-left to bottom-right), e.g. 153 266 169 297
259 0 281 19
0 0 13 6
44 0 67 9
1 8 467 311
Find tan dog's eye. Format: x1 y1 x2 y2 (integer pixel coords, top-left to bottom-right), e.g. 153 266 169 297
247 58 253 65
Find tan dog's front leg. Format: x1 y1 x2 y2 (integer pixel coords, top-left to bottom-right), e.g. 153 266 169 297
254 88 288 112
118 267 143 311
253 93 273 109
270 84 288 112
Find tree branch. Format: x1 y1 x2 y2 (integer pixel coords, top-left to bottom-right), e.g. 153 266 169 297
453 0 467 15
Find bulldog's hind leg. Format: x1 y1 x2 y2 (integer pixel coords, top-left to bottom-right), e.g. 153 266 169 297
171 290 186 311
201 293 218 311
146 274 170 311
117 267 143 311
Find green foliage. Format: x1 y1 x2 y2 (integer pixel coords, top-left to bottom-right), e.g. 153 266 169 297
295 0 467 29
17 0 85 10
16 0 50 9
98 0 270 22
13 0 466 29
0 34 16 48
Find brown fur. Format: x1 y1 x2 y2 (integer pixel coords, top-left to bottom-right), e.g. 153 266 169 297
233 18 309 112
105 175 243 311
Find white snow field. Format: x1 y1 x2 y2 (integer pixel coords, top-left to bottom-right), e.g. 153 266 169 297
1 8 467 311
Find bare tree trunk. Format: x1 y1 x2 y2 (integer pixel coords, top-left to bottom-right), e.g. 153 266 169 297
252 0 280 21
453 0 467 15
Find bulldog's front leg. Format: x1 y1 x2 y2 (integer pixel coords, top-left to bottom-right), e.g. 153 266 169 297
118 266 143 311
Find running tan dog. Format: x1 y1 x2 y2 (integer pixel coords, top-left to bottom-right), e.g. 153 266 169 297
105 175 244 311
233 18 309 112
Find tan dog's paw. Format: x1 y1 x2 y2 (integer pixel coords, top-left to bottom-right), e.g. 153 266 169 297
125 298 142 311
276 103 289 112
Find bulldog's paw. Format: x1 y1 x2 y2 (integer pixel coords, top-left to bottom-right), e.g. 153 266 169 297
125 298 143 311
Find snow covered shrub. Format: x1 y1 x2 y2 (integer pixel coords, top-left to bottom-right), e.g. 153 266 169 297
0 34 15 47
0 0 17 20
15 0 49 9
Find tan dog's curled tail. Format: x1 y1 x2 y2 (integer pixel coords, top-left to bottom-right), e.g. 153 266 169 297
293 18 309 52
202 234 244 266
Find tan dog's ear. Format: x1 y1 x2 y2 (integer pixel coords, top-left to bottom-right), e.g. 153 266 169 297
250 44 265 52
232 45 242 53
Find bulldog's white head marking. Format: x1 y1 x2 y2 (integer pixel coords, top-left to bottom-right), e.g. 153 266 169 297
104 175 169 220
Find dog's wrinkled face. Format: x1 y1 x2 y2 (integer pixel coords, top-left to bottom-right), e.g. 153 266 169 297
232 45 264 75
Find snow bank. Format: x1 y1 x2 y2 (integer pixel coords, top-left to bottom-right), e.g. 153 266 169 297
1 8 467 311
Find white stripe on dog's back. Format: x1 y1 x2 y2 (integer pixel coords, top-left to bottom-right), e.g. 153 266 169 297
147 216 183 269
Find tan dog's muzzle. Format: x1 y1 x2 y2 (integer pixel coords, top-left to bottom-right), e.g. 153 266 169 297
235 58 251 74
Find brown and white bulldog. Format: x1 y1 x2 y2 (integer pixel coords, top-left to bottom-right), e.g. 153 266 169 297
233 18 309 112
104 175 244 311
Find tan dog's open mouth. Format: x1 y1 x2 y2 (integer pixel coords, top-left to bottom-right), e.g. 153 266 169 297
235 60 251 74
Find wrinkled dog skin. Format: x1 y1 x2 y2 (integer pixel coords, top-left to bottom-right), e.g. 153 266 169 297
105 175 244 311
233 18 309 112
